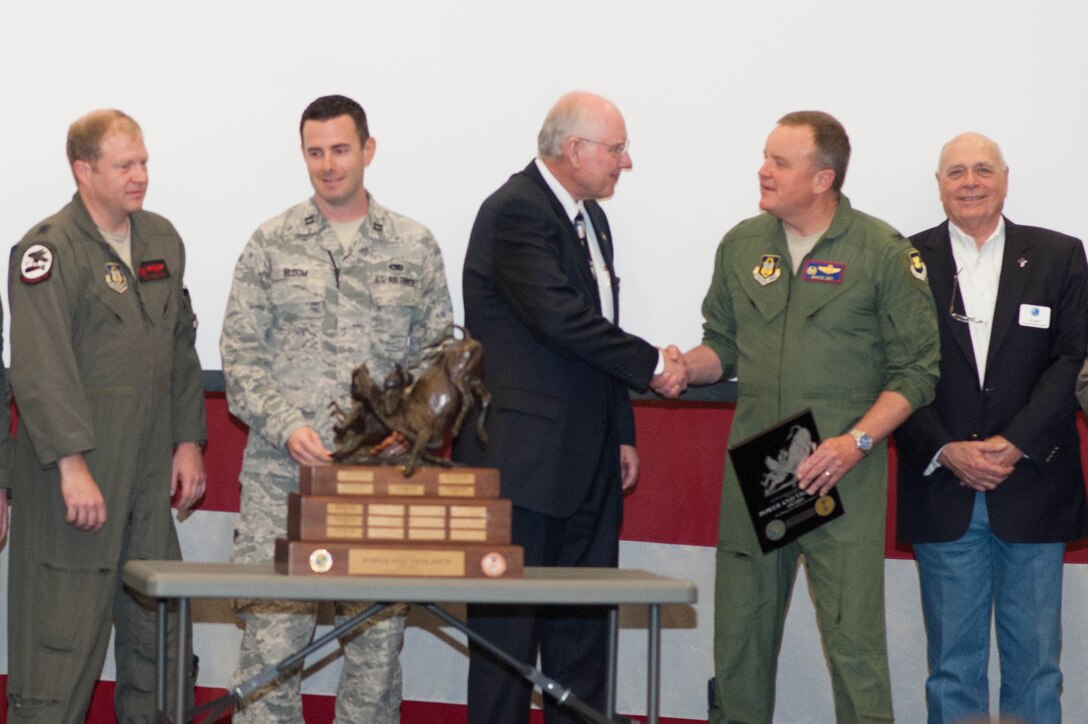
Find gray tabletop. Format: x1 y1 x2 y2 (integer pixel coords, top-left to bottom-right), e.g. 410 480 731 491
123 560 697 606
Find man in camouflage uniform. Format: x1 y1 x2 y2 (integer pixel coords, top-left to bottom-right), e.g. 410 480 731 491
221 94 453 722
7 109 206 722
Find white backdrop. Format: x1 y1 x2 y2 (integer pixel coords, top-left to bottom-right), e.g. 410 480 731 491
1 1 1086 365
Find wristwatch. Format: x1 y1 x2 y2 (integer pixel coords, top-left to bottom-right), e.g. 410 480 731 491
849 428 873 456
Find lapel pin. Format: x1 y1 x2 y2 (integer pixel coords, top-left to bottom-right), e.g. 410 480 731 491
1017 257 1028 268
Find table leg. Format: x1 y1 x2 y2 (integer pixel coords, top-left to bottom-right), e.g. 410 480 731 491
647 603 661 724
605 606 618 718
156 598 167 715
175 597 189 724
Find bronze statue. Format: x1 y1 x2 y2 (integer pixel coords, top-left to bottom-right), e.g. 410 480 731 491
331 326 490 475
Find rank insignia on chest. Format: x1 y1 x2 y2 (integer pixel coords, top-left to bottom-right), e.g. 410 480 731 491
801 260 845 284
753 254 782 286
908 250 927 281
138 259 170 282
104 262 128 293
20 243 53 284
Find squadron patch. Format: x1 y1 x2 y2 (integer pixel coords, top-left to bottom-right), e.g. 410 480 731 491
104 262 128 293
801 260 845 284
752 254 782 286
908 250 927 281
138 259 170 282
20 243 54 284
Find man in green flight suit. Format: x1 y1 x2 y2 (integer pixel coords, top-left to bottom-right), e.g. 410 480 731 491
667 111 939 722
6 109 207 723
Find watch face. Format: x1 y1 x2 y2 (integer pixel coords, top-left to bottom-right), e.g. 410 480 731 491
852 430 873 451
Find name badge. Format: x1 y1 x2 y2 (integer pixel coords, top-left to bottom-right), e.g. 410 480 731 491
1019 304 1051 329
801 260 845 284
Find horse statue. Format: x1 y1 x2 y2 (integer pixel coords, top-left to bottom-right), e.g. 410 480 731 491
331 326 490 476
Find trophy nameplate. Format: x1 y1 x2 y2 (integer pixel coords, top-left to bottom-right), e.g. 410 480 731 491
299 464 500 499
275 538 524 578
287 493 512 545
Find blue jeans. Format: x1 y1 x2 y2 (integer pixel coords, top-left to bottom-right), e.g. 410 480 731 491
913 492 1065 724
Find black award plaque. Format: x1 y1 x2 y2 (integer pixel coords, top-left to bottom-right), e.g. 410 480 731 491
728 409 844 553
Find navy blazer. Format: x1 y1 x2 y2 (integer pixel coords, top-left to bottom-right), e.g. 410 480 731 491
896 218 1088 544
453 161 658 517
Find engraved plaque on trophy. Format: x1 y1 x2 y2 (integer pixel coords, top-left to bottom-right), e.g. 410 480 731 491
275 539 524 579
298 464 500 499
287 493 512 544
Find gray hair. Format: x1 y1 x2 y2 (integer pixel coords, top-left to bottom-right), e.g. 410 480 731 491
537 97 588 158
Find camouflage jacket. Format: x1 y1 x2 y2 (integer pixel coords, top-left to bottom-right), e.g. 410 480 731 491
220 196 453 478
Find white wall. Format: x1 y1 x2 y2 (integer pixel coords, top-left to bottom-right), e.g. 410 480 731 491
2 0 1085 365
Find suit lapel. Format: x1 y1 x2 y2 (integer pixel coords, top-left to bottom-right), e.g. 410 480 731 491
986 219 1032 368
523 162 601 309
922 224 978 379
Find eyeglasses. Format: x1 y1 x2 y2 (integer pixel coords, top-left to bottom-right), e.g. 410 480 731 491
949 269 985 324
577 137 631 157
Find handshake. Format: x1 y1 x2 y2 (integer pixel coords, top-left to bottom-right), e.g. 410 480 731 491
650 345 688 398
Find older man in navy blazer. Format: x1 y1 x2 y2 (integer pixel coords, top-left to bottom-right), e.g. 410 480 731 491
454 91 684 723
896 132 1088 724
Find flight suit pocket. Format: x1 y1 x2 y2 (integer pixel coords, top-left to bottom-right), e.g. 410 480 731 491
37 562 111 653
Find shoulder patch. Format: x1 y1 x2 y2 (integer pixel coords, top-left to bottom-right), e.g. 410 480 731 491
908 249 927 281
20 243 54 284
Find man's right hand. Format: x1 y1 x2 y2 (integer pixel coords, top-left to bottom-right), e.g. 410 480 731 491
938 439 1015 492
651 345 688 398
58 453 107 532
286 426 333 465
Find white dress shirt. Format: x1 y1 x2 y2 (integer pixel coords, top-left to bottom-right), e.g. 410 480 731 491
535 158 615 323
925 217 1006 476
949 217 1006 386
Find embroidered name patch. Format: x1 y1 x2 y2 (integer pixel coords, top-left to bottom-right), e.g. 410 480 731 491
138 259 170 282
801 260 845 284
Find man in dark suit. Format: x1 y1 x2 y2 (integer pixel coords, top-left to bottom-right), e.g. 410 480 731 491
896 132 1088 724
454 91 684 723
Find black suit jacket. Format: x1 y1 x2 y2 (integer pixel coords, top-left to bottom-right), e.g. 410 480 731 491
453 161 658 518
896 218 1088 543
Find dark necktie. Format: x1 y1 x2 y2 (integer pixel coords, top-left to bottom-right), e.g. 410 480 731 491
573 212 596 281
